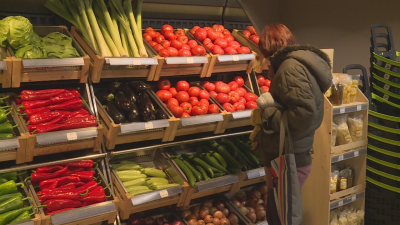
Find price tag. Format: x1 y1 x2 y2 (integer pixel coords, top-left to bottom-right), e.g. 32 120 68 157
186 57 194 64
340 108 345 114
232 55 240 61
354 151 359 157
384 84 390 90
338 155 344 161
351 195 357 202
357 105 362 111
144 122 153 130
259 169 266 176
385 64 392 70
132 58 141 65
159 190 169 198
67 132 78 141
338 200 343 207
384 74 390 80
383 94 389 100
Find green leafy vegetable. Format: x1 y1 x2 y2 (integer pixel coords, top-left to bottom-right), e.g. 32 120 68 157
15 45 46 59
0 16 39 49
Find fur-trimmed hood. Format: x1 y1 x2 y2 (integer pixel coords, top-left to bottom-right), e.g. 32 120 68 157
269 45 332 92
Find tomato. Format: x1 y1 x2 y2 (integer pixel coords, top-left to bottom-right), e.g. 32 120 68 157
161 40 170 48
203 82 215 92
216 93 229 104
249 35 260 44
203 38 212 45
153 44 164 52
211 45 224 55
223 29 231 36
224 47 237 54
163 31 176 41
175 29 185 36
233 76 244 87
215 83 230 94
181 112 191 117
178 49 191 56
212 24 224 32
244 93 258 102
202 81 210 86
205 43 214 50
207 29 220 41
181 44 191 51
198 90 210 100
233 102 245 111
166 47 179 56
204 26 211 31
224 35 234 42
238 46 251 54
257 75 265 86
176 91 189 103
246 26 257 35
222 103 235 112
158 79 171 90
149 41 158 48
170 105 184 118
238 97 247 104
169 88 178 97
228 41 241 50
265 79 271 87
242 30 251 38
208 104 219 114
143 33 152 42
145 27 154 33
176 81 190 92
214 38 228 49
155 35 165 44
180 102 192 114
188 87 200 97
199 99 209 107
191 46 206 56
167 98 179 108
188 97 199 106
154 32 161 37
228 81 238 91
156 90 172 102
214 81 224 86
195 28 207 41
219 32 225 39
246 101 258 109
148 30 157 39
261 86 270 92
228 91 240 103
161 24 173 34
171 40 182 50
158 49 169 57
190 26 200 36
188 40 198 48
209 91 218 99
176 36 188 44
192 104 208 115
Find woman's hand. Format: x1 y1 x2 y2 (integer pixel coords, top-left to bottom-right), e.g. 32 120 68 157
251 141 258 150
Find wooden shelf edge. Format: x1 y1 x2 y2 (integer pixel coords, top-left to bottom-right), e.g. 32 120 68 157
330 183 366 201
331 139 368 155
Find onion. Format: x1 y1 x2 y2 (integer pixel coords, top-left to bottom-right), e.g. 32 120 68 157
192 210 200 219
129 218 142 225
231 200 241 208
246 212 256 223
236 191 247 201
206 223 213 225
214 201 225 210
228 214 238 225
143 217 156 225
221 208 229 217
247 207 255 214
255 205 265 211
250 189 261 199
213 218 221 225
202 200 213 209
210 207 218 215
188 219 197 225
220 218 230 225
191 205 201 212
249 197 259 209
259 184 268 195
255 209 266 221
197 220 205 225
204 215 213 223
172 221 183 225
213 211 224 219
240 200 247 206
238 206 249 215
186 214 197 221
199 208 210 219
181 210 191 220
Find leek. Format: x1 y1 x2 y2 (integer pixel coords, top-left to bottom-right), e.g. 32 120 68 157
124 0 147 57
109 3 120 39
63 0 91 44
119 23 130 56
43 0 79 29
93 4 120 56
136 0 142 37
76 0 99 52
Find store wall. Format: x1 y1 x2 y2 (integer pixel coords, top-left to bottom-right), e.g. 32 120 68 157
278 0 400 74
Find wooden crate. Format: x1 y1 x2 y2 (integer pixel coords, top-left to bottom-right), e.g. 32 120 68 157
71 27 159 83
0 48 12 88
8 26 90 87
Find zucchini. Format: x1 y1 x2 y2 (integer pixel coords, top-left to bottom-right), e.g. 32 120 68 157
123 178 146 188
236 138 260 167
114 164 142 171
203 153 228 173
128 189 153 196
116 170 142 176
214 173 224 178
148 183 179 190
210 166 222 173
173 157 196 187
118 174 147 182
126 185 150 192
146 178 169 185
209 141 242 169
196 166 210 180
182 154 214 178
220 138 239 158
141 168 166 178
182 159 202 182
227 167 242 174
208 151 227 169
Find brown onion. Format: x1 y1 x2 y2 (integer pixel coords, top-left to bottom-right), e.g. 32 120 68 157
250 189 261 199
231 200 241 208
206 223 213 225
228 214 239 225
214 201 225 210
240 200 247 206
197 220 205 225
220 218 230 225
186 215 198 221
246 207 255 214
259 184 268 195
181 210 191 220
204 215 213 223
221 208 229 217
213 211 224 219
192 205 200 212
188 219 197 225
213 218 221 225
246 212 256 223
210 207 218 215
238 206 249 215
192 210 199 219
255 205 265 212
199 208 210 219
249 197 259 209
236 191 247 201
202 200 213 209
255 209 266 221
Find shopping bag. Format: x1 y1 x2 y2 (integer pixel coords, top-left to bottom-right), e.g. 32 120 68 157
270 111 302 225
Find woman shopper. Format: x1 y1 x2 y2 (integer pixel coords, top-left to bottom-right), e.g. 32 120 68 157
251 23 333 225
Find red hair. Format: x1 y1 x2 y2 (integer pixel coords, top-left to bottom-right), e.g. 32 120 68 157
258 23 297 58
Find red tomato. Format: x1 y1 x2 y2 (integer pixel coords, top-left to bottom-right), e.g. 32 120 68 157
175 30 185 36
176 91 189 103
198 90 210 100
199 99 209 107
244 93 258 102
233 76 244 87
154 32 161 37
149 41 158 48
180 102 192 114
223 29 231 36
209 91 218 99
190 26 200 36
214 38 228 49
158 49 169 57
219 32 225 39
192 104 208 115
163 31 176 41
249 35 260 44
261 86 270 92
265 79 271 87
161 40 170 48
153 44 164 52
191 46 206 56
211 45 224 55
181 44 191 51
188 87 200 97
176 36 188 44
228 91 240 103
242 30 251 38
143 33 152 42
166 47 179 56
224 47 238 54
233 102 245 111
171 40 183 50
148 30 157 38
205 43 214 50
228 41 241 50
216 93 229 104
238 46 251 54
208 104 219 114
236 87 247 97
207 29 220 41
161 24 173 34
169 88 178 97
181 112 191 117
187 40 198 48
215 83 230 94
257 75 265 86
203 38 212 46
203 83 215 92
195 28 207 41
156 90 172 102
188 97 199 106
228 81 238 91
214 81 224 86
223 103 236 112
176 81 190 92
178 49 191 56
246 26 257 35
202 81 210 86
158 79 171 90
145 27 154 33
238 97 247 104
224 35 234 42
155 35 165 44
204 27 211 31
246 101 258 109
212 24 225 32
170 105 184 118
167 98 179 108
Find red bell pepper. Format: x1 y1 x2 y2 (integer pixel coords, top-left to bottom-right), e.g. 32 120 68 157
61 159 94 168
39 176 80 189
31 166 69 183
76 180 98 194
40 199 83 212
47 99 83 111
21 89 66 96
19 107 50 117
40 188 88 201
21 89 66 101
28 114 66 132
50 91 81 104
46 208 76 215
36 165 64 174
35 116 97 133
64 167 85 176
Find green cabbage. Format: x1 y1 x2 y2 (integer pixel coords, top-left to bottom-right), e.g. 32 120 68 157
0 16 38 49
42 32 73 46
15 45 46 59
41 32 79 58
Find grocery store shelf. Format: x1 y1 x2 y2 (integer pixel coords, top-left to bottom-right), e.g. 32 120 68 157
332 102 368 115
330 183 366 201
331 140 368 155
105 57 158 66
331 148 367 163
330 191 365 210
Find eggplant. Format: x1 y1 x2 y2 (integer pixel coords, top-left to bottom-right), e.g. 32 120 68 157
137 93 156 121
106 101 125 124
95 89 114 105
122 86 137 104
107 81 122 94
155 110 168 120
115 92 132 112
127 103 140 122
128 81 149 93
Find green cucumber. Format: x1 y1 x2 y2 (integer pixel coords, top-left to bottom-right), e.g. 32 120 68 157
207 150 227 168
203 153 228 173
172 157 195 187
236 138 260 167
220 138 239 158
195 166 210 180
209 141 242 169
182 159 202 182
227 167 242 174
182 154 214 178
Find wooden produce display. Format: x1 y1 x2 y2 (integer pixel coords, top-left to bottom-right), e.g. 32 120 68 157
0 48 12 88
71 27 159 83
7 26 90 88
301 84 368 225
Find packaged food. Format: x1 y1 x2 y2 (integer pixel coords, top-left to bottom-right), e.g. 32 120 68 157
339 74 360 104
332 122 338 147
330 210 338 222
327 76 343 106
337 169 349 191
330 169 339 194
347 212 358 225
338 214 348 225
356 210 365 224
330 219 339 225
348 114 364 141
347 167 355 188
334 115 352 145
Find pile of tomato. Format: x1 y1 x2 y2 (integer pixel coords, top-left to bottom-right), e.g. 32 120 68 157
256 75 271 93
202 76 258 112
189 24 251 55
156 80 219 118
242 26 259 45
143 25 206 57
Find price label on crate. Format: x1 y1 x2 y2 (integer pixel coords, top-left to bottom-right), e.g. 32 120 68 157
132 58 141 65
383 94 389 100
159 190 169 198
351 195 356 202
338 200 343 207
144 122 153 130
338 155 344 161
232 55 240 61
186 57 194 64
259 169 266 177
356 105 362 111
66 132 78 141
384 74 390 80
385 64 392 70
354 151 359 157
384 84 391 90
340 108 345 114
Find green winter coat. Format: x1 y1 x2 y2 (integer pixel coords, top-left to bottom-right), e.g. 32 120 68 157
256 45 333 167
